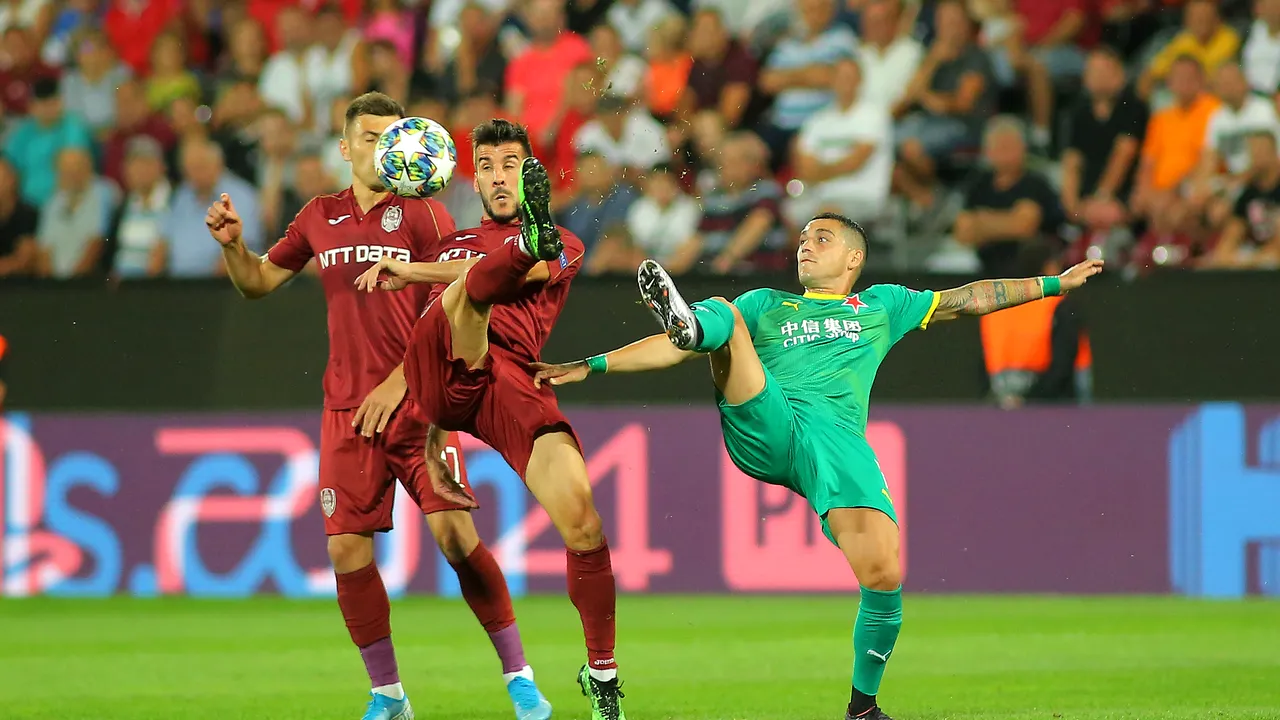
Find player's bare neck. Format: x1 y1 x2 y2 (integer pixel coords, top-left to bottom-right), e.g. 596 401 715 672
352 183 389 214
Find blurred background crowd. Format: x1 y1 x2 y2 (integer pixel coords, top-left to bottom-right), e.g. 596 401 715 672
0 0 1277 283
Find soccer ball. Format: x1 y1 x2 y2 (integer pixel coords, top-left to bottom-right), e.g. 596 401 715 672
374 116 457 199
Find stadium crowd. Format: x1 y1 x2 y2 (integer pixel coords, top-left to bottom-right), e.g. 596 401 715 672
0 0 1277 283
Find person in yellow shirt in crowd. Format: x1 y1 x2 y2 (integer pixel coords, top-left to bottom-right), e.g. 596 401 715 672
1138 0 1239 100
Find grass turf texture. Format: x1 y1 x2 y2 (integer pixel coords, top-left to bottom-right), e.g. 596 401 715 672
1 595 1277 719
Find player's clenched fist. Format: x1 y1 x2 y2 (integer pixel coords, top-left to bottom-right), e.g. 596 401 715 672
530 361 590 388
1059 258 1104 291
205 193 243 246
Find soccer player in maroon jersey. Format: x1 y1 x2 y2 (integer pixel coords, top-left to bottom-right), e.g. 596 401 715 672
353 119 627 720
203 93 550 720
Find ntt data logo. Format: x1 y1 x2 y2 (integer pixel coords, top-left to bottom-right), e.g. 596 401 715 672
1169 404 1280 598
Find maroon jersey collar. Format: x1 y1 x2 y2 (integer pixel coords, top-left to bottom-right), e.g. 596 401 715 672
480 216 521 230
345 187 399 223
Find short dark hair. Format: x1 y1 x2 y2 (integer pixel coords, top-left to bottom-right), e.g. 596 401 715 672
345 91 404 130
811 211 868 257
470 118 534 158
1171 53 1204 74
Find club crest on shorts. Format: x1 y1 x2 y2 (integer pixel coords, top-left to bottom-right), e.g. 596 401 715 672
381 205 403 233
320 487 337 517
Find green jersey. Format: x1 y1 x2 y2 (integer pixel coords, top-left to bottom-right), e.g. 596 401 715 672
731 285 939 434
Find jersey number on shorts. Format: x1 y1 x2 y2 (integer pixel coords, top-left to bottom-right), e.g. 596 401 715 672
441 446 464 486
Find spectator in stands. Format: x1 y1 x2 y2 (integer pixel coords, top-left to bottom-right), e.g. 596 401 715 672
589 23 646 101
254 109 299 242
1131 56 1219 262
422 2 507 107
1060 46 1147 258
609 0 678 53
322 96 352 189
363 0 416 68
1193 63 1280 213
789 56 894 228
105 0 180 75
107 136 171 279
859 0 924 113
586 162 700 274
685 8 756 129
306 5 364 135
561 151 638 252
694 0 792 41
42 0 104 67
4 77 92 207
211 79 268 183
505 0 594 142
0 157 36 277
439 94 492 226
281 150 334 239
953 116 1062 277
573 93 671 178
664 131 788 275
980 239 1093 408
0 0 55 44
1200 131 1280 269
1138 0 1239 100
969 0 1058 153
259 5 316 126
686 108 727 192
1243 0 1280 95
60 30 131 139
756 0 859 166
35 148 105 279
146 32 202 112
893 0 996 210
544 62 601 200
102 79 177 187
161 137 261 278
644 15 693 123
0 26 58 115
363 39 411 105
215 17 267 96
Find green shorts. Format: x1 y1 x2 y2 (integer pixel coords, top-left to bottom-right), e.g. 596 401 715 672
717 369 898 545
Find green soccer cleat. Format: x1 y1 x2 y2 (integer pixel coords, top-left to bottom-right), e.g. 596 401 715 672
577 665 626 720
516 156 563 261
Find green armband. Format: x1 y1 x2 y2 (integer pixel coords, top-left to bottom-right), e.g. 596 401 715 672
585 354 608 374
1041 276 1062 297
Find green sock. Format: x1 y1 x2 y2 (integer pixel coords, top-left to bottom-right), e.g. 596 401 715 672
690 299 734 353
852 585 903 696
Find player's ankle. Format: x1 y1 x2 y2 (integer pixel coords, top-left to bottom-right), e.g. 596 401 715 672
503 665 534 683
587 667 618 682
372 682 405 700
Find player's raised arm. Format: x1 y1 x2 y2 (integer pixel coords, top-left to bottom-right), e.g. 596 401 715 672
929 258 1104 323
207 193 296 299
532 334 697 388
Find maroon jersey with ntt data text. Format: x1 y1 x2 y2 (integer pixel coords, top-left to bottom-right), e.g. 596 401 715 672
429 218 586 362
267 190 455 409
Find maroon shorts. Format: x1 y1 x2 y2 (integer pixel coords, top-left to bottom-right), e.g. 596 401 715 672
319 398 477 536
404 300 579 477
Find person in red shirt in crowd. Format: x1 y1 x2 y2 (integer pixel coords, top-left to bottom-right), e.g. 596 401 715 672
0 26 58 115
101 79 177 188
104 0 179 74
204 92 550 720
543 62 602 204
505 0 594 142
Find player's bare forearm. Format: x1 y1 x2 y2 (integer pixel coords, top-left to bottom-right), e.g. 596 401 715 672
221 240 269 298
934 277 1044 319
400 260 474 284
603 334 698 372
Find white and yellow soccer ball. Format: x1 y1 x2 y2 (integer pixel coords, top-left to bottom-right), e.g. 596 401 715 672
374 116 457 199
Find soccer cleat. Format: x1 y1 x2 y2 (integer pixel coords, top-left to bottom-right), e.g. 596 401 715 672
517 156 563 261
578 665 626 720
637 258 698 351
361 691 414 720
845 707 893 720
507 675 553 720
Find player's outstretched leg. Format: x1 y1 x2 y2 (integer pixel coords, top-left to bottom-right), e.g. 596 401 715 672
523 433 626 720
330 534 415 720
827 508 903 720
463 157 564 307
428 511 552 720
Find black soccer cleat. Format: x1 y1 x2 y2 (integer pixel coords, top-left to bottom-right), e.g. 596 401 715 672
845 706 894 720
578 664 627 720
637 258 698 351
516 156 563 261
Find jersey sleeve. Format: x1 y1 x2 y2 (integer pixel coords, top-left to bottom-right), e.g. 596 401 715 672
265 204 314 272
871 284 939 344
731 288 776 339
546 229 586 284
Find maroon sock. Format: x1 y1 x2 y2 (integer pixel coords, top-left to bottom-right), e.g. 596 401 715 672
464 239 540 305
336 563 398 687
450 542 527 673
566 539 618 671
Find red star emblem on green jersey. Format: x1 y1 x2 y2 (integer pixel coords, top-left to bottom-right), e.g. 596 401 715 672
843 294 868 313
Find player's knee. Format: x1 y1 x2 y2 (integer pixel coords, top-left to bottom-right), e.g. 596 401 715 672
856 558 902 591
327 533 375 574
428 511 480 563
557 495 604 550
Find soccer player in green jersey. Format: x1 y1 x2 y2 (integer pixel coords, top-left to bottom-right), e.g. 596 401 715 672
532 212 1104 720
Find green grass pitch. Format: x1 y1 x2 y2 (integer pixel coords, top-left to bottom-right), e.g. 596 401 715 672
1 595 1277 719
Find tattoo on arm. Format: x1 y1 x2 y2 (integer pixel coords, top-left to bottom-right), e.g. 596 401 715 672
936 278 1042 316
